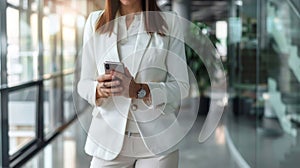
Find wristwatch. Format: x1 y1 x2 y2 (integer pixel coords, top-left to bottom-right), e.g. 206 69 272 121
137 84 147 99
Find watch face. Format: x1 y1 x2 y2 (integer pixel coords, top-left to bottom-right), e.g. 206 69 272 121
137 88 147 99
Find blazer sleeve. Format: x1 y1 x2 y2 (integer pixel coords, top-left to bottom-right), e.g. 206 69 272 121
146 14 190 114
77 11 104 107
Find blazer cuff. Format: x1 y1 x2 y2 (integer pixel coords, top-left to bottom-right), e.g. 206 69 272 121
146 82 167 113
89 81 99 106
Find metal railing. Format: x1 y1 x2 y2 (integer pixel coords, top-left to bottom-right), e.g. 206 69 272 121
286 0 300 19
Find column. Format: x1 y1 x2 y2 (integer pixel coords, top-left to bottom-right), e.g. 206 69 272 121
172 0 191 20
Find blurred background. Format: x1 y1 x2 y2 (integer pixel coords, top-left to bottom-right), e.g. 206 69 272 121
0 0 300 167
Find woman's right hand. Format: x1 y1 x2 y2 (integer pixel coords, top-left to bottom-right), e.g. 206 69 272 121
96 72 123 99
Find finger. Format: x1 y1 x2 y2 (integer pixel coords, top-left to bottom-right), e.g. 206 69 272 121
101 82 107 88
96 84 101 97
97 86 109 98
101 80 121 88
100 93 109 98
97 74 113 82
111 92 123 96
101 89 110 98
101 87 123 94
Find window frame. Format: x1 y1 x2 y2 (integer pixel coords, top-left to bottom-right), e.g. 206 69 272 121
0 0 88 167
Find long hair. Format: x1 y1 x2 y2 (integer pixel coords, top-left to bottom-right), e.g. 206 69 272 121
95 0 168 36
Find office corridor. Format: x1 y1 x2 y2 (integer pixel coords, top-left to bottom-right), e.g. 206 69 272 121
22 110 234 168
2 0 300 167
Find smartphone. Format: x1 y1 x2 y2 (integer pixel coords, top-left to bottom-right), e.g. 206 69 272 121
104 61 125 74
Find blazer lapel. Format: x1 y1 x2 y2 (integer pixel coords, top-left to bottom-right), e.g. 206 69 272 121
131 13 152 78
98 13 151 77
107 19 121 62
95 19 120 72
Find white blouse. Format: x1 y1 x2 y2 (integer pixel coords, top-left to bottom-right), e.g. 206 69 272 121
117 12 142 133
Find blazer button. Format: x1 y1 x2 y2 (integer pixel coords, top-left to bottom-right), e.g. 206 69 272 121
131 104 138 111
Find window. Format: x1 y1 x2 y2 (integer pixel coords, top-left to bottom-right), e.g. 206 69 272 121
43 14 62 74
8 87 37 155
7 5 39 86
1 0 90 167
44 78 63 136
64 74 75 121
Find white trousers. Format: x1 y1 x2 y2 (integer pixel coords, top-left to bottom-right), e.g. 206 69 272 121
90 135 179 168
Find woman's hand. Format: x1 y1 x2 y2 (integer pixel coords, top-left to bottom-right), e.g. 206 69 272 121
96 72 123 99
111 67 139 98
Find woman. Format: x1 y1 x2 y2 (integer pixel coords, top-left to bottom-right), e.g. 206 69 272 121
78 0 189 167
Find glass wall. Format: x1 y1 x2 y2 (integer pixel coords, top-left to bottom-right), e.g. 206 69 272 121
0 0 92 167
8 86 37 155
6 1 39 85
228 0 300 167
227 1 258 166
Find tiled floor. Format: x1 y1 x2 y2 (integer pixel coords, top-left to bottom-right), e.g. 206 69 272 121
22 110 234 168
226 113 300 168
21 100 300 168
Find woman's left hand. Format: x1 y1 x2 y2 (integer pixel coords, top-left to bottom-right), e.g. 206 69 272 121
111 67 138 98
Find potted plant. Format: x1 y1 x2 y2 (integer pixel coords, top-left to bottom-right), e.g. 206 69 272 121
185 22 221 115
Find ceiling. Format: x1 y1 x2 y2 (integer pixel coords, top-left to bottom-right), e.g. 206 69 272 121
94 0 229 23
158 0 229 23
191 0 229 22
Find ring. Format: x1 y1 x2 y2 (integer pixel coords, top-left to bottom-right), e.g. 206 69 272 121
103 82 107 88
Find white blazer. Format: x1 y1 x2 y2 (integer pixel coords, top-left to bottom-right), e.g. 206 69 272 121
77 10 189 160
